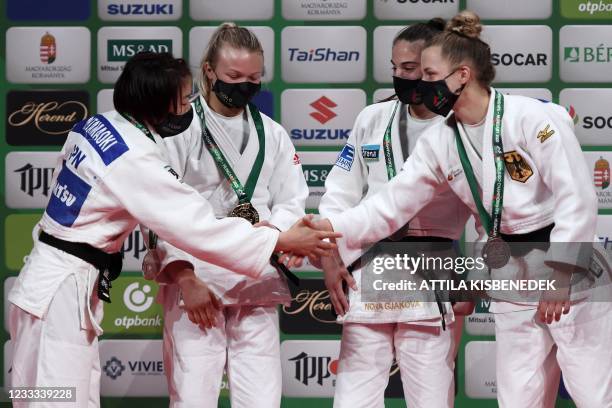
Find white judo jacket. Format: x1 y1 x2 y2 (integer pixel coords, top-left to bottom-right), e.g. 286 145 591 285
328 90 597 292
9 111 280 334
155 96 308 305
320 100 471 323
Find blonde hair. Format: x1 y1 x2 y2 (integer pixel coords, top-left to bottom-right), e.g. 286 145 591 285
447 10 483 39
426 10 495 88
197 23 264 96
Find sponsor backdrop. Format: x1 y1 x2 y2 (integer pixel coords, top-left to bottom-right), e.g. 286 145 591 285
1 0 610 406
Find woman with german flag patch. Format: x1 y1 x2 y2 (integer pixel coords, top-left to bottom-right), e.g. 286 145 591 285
311 10 611 408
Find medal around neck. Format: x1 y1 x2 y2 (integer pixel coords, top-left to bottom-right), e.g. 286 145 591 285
194 97 265 227
481 236 511 269
228 202 260 225
454 90 510 269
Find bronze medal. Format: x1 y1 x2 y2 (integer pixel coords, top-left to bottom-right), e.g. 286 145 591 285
228 202 260 225
142 250 161 281
195 99 266 228
481 237 511 269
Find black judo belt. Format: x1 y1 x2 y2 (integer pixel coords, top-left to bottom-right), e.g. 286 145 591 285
500 223 553 256
39 231 122 303
348 104 452 328
347 236 454 330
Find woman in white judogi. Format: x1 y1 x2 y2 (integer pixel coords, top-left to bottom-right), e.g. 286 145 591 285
317 20 471 408
315 11 611 408
154 24 308 407
7 53 333 408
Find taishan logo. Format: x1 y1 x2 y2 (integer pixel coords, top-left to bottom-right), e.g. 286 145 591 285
288 47 360 62
309 96 337 124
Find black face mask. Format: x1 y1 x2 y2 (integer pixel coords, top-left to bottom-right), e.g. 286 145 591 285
417 70 465 117
154 108 194 137
212 77 261 109
393 76 422 105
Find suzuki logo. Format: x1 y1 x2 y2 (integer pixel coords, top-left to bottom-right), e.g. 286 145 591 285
309 96 337 124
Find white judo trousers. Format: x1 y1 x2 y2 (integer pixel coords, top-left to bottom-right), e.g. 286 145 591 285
333 322 456 408
495 301 612 408
162 285 281 408
320 101 469 408
9 242 103 408
156 97 306 407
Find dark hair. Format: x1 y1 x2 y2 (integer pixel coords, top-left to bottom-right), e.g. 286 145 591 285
426 11 495 88
379 18 446 103
113 52 191 125
393 18 446 45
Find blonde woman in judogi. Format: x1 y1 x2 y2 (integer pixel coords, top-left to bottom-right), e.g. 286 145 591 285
153 24 309 407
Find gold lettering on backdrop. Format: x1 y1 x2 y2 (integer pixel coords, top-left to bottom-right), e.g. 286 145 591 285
364 301 421 311
8 101 88 135
282 290 335 323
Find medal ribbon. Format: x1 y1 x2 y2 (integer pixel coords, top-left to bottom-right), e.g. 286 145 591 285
194 97 265 204
383 101 401 180
195 98 299 286
121 112 161 249
120 112 156 143
453 90 505 238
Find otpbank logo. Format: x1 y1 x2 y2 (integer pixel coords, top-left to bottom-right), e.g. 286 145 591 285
561 0 612 19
